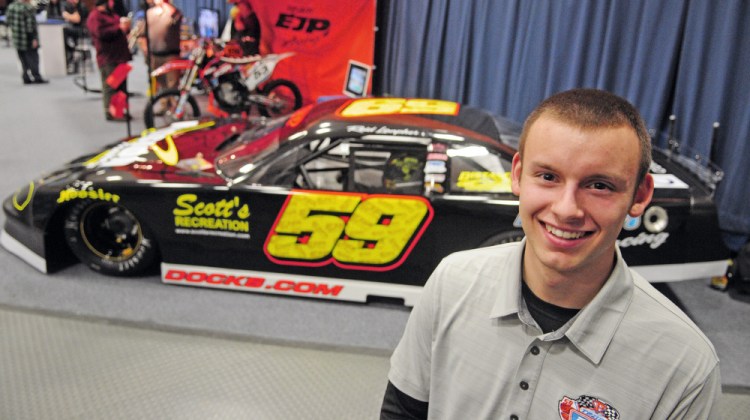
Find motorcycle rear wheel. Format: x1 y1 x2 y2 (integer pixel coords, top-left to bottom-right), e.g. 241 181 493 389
257 79 303 118
144 89 201 129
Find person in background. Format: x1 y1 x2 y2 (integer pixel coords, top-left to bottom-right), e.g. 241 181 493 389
110 0 128 17
62 0 89 74
87 0 131 121
46 0 64 20
142 0 182 93
126 0 152 57
6 0 48 84
228 0 260 56
381 89 721 419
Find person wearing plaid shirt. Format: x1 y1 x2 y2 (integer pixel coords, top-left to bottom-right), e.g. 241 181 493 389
6 0 48 84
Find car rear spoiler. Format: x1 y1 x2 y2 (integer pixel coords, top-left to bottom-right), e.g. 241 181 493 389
659 115 724 194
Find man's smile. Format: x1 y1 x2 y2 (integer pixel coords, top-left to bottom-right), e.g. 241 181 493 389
543 222 591 240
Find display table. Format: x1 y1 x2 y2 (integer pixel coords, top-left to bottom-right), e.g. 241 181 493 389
38 20 67 77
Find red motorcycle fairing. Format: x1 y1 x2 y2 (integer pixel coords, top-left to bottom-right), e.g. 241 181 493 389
150 59 194 78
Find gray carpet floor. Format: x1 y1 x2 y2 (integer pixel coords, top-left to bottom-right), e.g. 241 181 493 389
1 41 749 418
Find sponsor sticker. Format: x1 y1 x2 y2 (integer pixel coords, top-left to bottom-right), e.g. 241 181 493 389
56 181 120 204
559 395 620 420
617 232 669 249
425 160 447 174
173 194 251 239
163 267 344 297
622 215 641 231
456 171 512 192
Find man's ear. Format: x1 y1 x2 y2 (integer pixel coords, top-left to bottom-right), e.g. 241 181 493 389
628 173 655 217
511 152 522 196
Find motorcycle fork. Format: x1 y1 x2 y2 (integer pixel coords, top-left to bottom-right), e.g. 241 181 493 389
174 64 200 117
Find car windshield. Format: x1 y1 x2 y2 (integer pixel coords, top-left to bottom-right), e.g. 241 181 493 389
215 116 291 180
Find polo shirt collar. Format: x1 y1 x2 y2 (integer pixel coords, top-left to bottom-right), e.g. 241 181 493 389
564 248 634 364
489 241 634 364
489 239 526 318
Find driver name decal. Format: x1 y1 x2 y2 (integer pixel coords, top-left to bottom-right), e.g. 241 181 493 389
265 191 433 271
173 194 251 239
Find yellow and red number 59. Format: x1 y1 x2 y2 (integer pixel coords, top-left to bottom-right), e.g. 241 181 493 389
264 191 434 271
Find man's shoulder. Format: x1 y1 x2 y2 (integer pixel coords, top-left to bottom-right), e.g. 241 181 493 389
441 242 521 271
627 273 718 361
431 242 521 293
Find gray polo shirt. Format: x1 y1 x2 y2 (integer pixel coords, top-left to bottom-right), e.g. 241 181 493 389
388 240 721 419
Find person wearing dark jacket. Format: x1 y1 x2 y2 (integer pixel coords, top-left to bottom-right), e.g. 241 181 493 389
87 0 132 121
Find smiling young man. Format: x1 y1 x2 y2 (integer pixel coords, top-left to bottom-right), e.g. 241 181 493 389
381 89 721 419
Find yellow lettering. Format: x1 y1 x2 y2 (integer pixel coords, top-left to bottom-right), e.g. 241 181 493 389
174 194 198 216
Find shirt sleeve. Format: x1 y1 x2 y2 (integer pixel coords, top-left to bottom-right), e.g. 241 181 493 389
380 381 429 420
667 364 722 420
387 260 445 403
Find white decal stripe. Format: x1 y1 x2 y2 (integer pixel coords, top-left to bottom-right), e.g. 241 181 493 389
632 260 728 282
161 262 423 306
651 173 690 189
1 229 47 273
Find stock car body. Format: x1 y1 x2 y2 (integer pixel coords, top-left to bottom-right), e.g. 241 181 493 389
2 97 729 305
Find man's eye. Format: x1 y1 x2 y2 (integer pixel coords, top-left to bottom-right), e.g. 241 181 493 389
541 173 555 182
591 182 611 190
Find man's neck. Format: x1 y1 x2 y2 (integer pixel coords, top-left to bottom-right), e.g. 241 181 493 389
522 254 615 309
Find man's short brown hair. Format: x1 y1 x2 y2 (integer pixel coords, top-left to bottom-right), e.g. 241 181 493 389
519 89 652 185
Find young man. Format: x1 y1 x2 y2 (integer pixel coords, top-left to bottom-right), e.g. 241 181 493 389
382 89 721 419
6 0 48 84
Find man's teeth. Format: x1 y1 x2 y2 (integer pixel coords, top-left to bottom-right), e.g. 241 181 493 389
546 224 585 239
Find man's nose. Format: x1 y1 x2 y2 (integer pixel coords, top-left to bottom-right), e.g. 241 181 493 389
551 185 585 220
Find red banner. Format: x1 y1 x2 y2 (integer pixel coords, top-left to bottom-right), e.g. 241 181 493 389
251 0 376 104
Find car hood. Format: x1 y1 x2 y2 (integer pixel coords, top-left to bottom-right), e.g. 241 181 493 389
74 119 249 183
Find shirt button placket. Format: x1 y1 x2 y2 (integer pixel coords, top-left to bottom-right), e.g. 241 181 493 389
510 340 547 420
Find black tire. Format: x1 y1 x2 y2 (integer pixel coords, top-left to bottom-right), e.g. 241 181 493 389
63 200 159 276
480 229 525 248
143 88 201 129
257 79 303 117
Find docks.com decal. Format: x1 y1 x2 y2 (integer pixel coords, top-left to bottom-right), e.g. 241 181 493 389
173 194 251 239
164 268 343 297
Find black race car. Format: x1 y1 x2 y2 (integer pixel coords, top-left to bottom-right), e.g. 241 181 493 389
2 98 729 305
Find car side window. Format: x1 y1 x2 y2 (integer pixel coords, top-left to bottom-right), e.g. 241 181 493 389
298 139 426 195
448 144 513 194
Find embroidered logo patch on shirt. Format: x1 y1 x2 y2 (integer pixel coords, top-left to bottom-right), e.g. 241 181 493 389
559 395 620 420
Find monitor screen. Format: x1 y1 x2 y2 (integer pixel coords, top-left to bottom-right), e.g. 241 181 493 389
344 61 370 97
198 8 220 39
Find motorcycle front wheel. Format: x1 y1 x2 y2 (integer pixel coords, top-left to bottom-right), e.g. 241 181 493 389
144 89 201 129
257 79 303 118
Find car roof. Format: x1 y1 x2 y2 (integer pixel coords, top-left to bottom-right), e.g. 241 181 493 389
285 98 520 153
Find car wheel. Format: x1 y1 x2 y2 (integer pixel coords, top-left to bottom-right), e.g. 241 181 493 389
143 89 201 129
257 79 303 117
480 229 525 247
63 200 159 276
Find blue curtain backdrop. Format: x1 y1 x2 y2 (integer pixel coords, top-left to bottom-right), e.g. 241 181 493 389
122 1 231 27
378 0 750 249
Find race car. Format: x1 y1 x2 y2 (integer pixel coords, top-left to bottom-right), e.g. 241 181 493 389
1 97 729 306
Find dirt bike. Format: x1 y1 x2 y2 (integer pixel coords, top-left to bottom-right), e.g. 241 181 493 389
144 40 303 128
